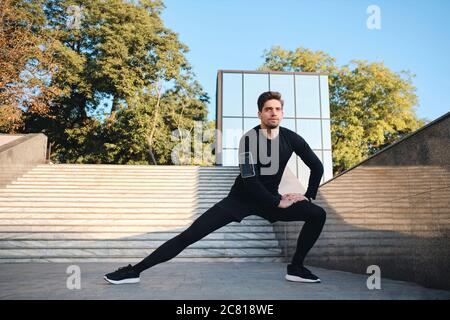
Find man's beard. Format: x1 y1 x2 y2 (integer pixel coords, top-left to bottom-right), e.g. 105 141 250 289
264 120 279 129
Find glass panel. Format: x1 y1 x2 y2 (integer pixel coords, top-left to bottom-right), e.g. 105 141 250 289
320 75 330 118
243 117 261 132
222 118 243 149
281 118 295 132
222 149 238 166
243 73 269 117
295 75 321 118
269 74 295 117
323 150 333 182
297 119 322 149
322 119 331 150
223 73 242 116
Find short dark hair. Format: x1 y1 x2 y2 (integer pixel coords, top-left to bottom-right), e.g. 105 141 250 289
257 91 284 112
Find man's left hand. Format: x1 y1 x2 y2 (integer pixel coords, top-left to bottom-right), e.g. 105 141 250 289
282 193 310 203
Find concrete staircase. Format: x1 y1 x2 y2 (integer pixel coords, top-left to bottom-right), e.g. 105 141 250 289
0 164 283 263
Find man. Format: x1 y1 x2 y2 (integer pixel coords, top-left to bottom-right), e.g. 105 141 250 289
104 91 327 284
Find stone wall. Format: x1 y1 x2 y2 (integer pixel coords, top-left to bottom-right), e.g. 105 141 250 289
0 134 48 188
282 113 450 290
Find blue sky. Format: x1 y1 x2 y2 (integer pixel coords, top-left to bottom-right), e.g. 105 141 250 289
161 0 450 123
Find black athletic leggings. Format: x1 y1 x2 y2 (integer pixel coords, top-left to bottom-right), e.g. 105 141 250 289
132 199 327 274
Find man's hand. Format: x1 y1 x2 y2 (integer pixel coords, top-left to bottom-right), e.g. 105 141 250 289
278 198 294 208
278 193 311 208
282 193 310 203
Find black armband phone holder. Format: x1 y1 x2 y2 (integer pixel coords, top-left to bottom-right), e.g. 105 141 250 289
239 152 256 178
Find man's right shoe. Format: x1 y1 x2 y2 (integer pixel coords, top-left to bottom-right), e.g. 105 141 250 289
104 264 140 285
285 264 321 283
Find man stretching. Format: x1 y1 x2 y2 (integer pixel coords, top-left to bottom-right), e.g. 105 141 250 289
104 91 327 284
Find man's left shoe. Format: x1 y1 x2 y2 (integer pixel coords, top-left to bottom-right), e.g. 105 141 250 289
285 264 321 283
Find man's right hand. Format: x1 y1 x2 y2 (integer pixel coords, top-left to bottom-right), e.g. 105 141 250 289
278 198 294 208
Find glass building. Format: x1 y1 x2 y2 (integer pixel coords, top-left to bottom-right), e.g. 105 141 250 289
215 70 333 184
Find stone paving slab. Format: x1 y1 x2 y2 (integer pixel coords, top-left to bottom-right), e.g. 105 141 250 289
0 262 449 300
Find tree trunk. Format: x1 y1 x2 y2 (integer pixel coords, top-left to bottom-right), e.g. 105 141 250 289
111 96 119 115
147 83 163 164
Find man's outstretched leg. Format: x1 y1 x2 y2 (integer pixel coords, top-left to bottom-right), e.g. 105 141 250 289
104 203 237 284
259 200 327 283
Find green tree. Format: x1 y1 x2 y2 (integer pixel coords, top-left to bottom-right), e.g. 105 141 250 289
260 46 425 174
61 83 214 165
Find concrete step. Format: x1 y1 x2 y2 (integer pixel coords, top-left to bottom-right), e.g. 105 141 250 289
0 225 277 233
32 166 237 170
24 172 237 177
16 176 236 181
1 214 423 225
2 238 422 250
9 181 234 186
21 173 236 178
22 171 206 176
0 239 281 249
0 217 355 226
0 232 279 240
28 166 236 170
0 255 285 265
4 185 231 191
0 192 228 198
0 213 264 220
0 199 229 212
0 248 283 258
0 201 201 208
0 200 225 207
18 176 235 181
0 207 222 213
0 192 197 197
0 197 203 203
13 179 235 184
0 218 271 226
26 168 238 172
28 169 238 172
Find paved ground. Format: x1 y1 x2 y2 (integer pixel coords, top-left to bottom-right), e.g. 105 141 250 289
0 262 449 300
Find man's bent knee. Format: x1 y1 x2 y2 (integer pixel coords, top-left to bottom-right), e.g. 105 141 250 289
308 204 326 223
316 206 327 223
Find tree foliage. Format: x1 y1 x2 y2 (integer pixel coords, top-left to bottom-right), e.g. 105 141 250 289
0 0 62 132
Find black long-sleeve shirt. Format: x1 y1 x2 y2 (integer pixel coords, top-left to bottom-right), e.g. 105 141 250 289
227 124 324 208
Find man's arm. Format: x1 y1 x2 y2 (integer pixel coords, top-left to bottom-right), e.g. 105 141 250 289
238 135 282 208
290 132 324 200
